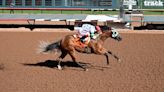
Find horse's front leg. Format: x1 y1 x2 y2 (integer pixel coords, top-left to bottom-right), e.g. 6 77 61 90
90 42 110 65
108 51 121 63
104 52 109 65
94 48 109 65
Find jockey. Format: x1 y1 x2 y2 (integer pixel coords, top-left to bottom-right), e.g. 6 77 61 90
78 23 102 43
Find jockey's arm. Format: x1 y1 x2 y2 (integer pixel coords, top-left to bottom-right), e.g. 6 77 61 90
90 27 96 39
90 25 103 39
95 26 102 34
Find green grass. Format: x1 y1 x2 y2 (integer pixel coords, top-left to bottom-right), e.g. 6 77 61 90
0 10 163 15
143 11 164 15
0 10 119 15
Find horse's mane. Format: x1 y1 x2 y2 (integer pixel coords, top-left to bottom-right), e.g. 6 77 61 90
100 26 111 32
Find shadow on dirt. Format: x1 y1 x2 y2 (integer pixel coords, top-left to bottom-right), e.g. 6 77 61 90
23 60 90 69
0 63 5 70
23 60 111 71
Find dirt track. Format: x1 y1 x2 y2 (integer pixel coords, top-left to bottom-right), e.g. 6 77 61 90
0 29 163 92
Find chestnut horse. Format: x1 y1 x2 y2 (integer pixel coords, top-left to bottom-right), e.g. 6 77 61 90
38 27 122 71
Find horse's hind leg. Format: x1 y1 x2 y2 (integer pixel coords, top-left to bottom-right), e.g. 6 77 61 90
68 50 87 71
108 51 121 62
56 51 67 70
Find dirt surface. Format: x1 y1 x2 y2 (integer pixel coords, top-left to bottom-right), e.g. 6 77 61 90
0 29 163 92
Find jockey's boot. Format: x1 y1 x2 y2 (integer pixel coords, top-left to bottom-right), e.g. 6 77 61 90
80 36 87 43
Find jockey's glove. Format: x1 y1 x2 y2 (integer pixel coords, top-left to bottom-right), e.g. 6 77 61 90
92 35 97 39
90 33 94 38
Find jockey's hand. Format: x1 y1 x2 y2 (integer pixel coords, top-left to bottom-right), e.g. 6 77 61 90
92 35 97 39
90 33 94 39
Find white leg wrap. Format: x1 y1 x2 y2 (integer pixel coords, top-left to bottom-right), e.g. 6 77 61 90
57 65 62 70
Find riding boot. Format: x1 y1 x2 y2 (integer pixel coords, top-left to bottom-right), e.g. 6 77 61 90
80 36 87 43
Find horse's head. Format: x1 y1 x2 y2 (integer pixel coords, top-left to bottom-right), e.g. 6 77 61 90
111 28 122 41
100 26 122 41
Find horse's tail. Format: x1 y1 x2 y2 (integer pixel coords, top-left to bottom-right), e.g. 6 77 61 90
37 40 61 54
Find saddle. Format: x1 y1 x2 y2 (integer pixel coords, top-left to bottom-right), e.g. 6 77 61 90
73 34 90 48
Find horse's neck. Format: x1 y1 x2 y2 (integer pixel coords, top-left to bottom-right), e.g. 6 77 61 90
99 33 110 42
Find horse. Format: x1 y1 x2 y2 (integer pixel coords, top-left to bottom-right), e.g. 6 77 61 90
38 27 122 71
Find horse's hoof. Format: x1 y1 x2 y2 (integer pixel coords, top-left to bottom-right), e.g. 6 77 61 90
84 69 88 71
83 68 88 71
57 65 62 70
118 59 121 63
